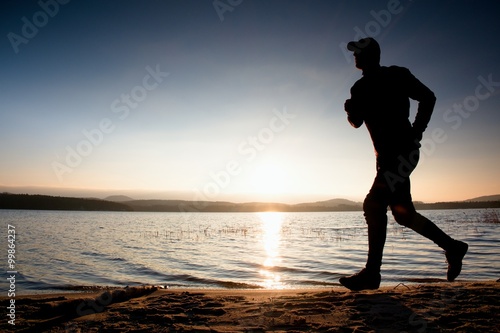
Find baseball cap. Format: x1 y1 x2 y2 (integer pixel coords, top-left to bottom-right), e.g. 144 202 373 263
347 37 381 56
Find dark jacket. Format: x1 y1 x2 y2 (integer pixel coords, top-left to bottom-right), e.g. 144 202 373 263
346 65 436 160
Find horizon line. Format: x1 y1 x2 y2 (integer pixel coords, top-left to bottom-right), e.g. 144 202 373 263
2 190 500 205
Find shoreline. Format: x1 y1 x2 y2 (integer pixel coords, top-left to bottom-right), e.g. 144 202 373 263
8 277 485 298
3 280 499 332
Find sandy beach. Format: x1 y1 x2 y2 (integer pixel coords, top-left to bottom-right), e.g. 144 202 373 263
2 281 499 332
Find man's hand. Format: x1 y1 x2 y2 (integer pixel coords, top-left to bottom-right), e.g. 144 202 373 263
411 127 423 148
345 99 364 128
345 98 364 115
344 99 354 113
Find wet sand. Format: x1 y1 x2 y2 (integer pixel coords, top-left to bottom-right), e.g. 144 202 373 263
2 281 499 332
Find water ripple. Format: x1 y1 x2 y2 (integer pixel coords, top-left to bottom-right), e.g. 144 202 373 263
1 209 499 293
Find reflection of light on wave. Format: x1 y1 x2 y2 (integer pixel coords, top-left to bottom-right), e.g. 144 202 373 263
257 212 285 289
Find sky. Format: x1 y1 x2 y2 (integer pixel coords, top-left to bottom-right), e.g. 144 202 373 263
1 0 499 204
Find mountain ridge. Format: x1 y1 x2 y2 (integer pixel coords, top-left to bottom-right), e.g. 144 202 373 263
1 193 499 212
104 195 135 202
464 194 500 202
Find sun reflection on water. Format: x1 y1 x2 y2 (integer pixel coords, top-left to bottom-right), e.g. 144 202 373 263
257 212 285 289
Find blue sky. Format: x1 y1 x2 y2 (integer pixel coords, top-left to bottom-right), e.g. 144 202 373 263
1 0 499 203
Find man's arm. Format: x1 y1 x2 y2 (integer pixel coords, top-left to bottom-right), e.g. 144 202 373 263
406 70 436 141
412 91 436 141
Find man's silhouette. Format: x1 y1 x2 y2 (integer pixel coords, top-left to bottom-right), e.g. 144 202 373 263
340 37 468 291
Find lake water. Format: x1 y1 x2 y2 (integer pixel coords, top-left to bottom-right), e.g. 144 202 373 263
1 209 499 294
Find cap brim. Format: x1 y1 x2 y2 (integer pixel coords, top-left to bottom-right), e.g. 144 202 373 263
347 41 358 52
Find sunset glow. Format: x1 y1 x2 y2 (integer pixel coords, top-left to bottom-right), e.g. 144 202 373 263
1 1 499 203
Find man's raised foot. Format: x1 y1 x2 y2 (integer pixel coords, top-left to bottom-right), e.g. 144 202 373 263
446 240 468 282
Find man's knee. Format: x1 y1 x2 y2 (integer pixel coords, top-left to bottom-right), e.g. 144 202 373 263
363 196 387 223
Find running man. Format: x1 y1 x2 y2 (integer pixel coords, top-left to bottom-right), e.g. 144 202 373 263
340 37 468 291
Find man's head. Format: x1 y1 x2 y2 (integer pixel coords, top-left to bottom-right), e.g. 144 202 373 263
347 37 381 70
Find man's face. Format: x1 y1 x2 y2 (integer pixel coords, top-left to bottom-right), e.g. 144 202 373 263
353 51 377 70
353 52 366 70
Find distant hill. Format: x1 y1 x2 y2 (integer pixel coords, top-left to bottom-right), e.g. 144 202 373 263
0 193 132 211
97 196 500 212
104 195 135 202
464 194 500 202
1 193 499 212
126 199 292 212
414 201 500 210
126 198 362 212
293 198 362 211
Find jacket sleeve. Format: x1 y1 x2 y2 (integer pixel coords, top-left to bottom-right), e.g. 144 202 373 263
405 69 436 138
